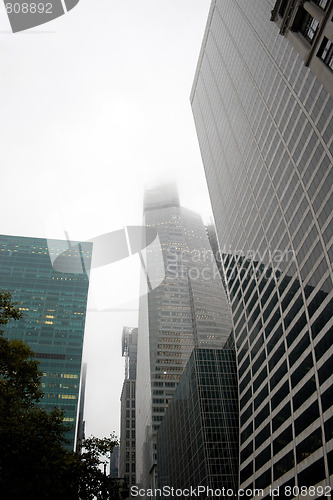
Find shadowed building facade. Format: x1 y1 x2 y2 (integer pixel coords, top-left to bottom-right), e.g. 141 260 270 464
191 0 333 495
136 183 233 490
0 234 92 448
157 337 239 498
119 327 138 491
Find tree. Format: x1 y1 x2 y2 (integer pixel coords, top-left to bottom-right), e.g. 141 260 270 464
0 290 76 499
0 289 22 330
76 435 121 500
0 290 120 499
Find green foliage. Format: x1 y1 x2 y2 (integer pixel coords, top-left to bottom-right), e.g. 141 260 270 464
1 406 76 500
0 289 22 333
0 290 120 499
0 336 43 408
77 434 121 500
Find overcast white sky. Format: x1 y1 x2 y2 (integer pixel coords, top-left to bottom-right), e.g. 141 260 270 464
0 0 213 440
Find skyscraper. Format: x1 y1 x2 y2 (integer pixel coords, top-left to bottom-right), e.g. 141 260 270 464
136 183 233 489
76 362 87 453
191 0 332 494
271 0 333 94
119 327 138 490
0 234 92 448
157 336 239 495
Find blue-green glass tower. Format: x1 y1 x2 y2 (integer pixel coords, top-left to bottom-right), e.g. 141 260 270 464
0 234 92 449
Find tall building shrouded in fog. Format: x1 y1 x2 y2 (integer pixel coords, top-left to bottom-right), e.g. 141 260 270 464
136 183 233 490
191 0 333 494
0 234 92 448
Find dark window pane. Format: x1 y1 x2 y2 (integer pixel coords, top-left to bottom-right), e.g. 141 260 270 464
255 404 270 428
255 468 272 490
255 423 271 448
272 403 291 432
293 378 317 411
321 385 333 413
241 440 253 463
289 332 310 366
291 353 313 388
296 427 322 463
273 425 293 455
318 355 333 385
324 414 333 443
297 458 325 487
273 450 294 480
270 361 288 391
240 462 253 484
272 381 289 410
294 400 320 436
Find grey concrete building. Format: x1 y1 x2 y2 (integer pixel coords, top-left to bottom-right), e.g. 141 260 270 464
135 183 233 491
191 0 333 496
271 0 333 94
119 327 138 490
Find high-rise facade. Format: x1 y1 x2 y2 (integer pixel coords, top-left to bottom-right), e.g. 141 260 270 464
271 0 333 94
76 362 87 453
157 337 239 495
136 183 233 490
119 327 138 490
191 0 333 495
0 234 92 448
110 446 120 479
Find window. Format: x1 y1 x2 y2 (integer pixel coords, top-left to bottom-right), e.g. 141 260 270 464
293 8 319 44
255 469 272 489
303 17 319 43
317 37 333 71
255 404 270 428
241 441 253 462
273 403 291 432
321 385 333 412
273 450 294 480
241 421 253 443
273 426 293 455
255 445 271 470
291 354 313 388
297 458 325 487
313 0 329 10
256 424 270 448
324 414 333 443
240 462 253 485
278 0 288 17
293 378 317 411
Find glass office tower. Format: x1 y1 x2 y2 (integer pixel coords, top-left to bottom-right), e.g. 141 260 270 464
136 183 233 490
0 234 92 448
157 338 239 496
191 0 333 495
